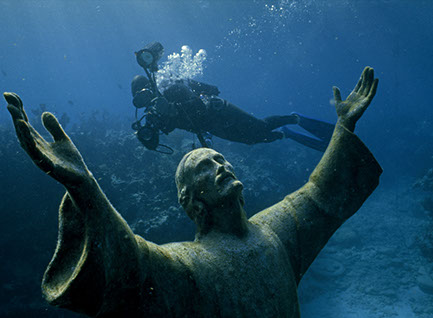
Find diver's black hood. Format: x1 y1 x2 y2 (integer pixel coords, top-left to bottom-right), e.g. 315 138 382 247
131 75 151 96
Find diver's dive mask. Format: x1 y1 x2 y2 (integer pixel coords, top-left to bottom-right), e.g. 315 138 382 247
133 88 154 108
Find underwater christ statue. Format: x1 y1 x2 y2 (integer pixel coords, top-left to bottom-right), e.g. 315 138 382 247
4 66 381 318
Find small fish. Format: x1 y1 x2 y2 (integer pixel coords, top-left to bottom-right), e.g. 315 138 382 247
1 69 6 76
68 100 74 105
117 84 123 89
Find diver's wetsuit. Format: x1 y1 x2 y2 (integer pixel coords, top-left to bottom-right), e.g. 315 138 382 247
161 83 299 144
132 75 334 152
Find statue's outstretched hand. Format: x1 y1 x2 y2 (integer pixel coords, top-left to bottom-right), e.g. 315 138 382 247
4 92 91 188
332 66 379 132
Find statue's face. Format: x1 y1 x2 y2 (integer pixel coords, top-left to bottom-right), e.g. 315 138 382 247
181 149 243 206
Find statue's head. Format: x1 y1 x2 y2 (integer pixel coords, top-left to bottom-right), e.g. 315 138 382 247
175 148 244 225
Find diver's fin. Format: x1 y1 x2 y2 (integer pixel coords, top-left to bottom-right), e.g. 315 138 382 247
291 112 334 142
281 126 329 152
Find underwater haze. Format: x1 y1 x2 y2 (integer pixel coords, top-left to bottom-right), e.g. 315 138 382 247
1 0 433 317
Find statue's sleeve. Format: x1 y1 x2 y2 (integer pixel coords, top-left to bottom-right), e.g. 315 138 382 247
41 187 146 317
250 123 382 284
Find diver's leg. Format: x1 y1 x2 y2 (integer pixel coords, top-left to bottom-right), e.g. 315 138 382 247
206 99 280 144
263 114 299 130
281 126 329 152
292 112 335 142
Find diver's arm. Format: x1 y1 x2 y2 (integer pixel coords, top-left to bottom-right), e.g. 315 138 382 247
4 92 146 315
250 67 381 283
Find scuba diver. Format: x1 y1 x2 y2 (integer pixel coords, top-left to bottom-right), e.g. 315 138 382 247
131 42 335 154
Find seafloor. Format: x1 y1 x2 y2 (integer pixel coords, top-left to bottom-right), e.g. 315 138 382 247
1 111 432 317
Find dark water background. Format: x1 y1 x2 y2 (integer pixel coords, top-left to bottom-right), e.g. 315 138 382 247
1 1 433 317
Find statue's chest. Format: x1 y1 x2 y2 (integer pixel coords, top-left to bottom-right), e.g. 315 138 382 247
188 230 298 317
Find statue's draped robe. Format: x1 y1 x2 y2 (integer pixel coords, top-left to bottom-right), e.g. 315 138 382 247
41 124 382 318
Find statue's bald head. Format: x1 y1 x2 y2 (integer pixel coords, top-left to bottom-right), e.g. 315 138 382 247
175 148 213 186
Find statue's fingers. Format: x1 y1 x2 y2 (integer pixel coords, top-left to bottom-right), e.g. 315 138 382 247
9 106 46 142
42 112 69 142
353 73 362 93
367 78 379 101
4 92 28 121
21 107 28 122
15 120 54 172
358 68 366 93
15 119 39 157
4 92 22 108
6 104 24 122
362 67 374 96
332 86 342 103
366 67 374 94
354 67 369 94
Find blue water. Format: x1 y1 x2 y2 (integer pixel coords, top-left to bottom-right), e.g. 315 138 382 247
1 1 433 317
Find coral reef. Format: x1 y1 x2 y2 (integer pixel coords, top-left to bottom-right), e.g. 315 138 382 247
417 266 433 295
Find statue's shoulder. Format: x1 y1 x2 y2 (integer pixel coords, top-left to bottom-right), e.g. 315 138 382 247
159 241 202 259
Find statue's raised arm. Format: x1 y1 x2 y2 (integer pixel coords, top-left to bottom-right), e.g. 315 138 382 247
4 92 150 316
250 66 382 284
